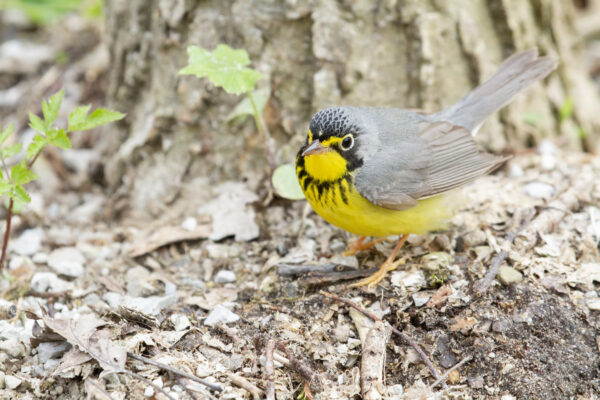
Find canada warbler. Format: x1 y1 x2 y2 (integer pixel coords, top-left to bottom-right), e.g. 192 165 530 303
296 49 557 287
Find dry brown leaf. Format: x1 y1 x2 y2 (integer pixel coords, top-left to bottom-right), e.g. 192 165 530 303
129 216 211 257
41 311 126 376
426 285 452 308
450 316 477 334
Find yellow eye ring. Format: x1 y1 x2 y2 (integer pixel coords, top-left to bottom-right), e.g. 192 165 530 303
341 134 354 151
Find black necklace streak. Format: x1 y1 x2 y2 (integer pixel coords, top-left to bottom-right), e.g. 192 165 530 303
296 155 353 207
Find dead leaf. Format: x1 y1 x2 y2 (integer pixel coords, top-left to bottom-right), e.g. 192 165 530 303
129 216 211 257
426 285 452 308
41 311 126 376
450 316 477 334
54 347 92 375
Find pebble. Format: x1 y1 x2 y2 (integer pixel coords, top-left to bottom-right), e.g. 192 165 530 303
32 252 48 264
181 217 198 231
497 266 523 285
421 252 452 271
586 297 600 311
412 292 432 307
461 230 487 248
37 341 71 364
204 304 240 326
31 272 74 293
206 243 241 259
10 228 43 255
0 338 25 357
214 270 236 283
125 266 153 297
47 247 85 278
524 182 555 199
144 386 154 397
390 269 426 290
170 314 191 331
0 371 4 389
5 375 21 390
507 163 524 178
468 375 484 389
8 256 35 271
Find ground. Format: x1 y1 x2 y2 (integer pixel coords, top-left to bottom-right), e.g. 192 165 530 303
1 7 600 400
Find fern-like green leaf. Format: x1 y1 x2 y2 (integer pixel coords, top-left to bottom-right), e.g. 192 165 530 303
26 135 49 160
42 89 65 127
0 124 15 145
29 113 47 134
179 44 263 95
48 129 71 150
0 143 22 159
11 163 38 186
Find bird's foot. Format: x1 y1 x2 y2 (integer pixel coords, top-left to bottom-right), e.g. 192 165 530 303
343 237 383 257
348 256 407 288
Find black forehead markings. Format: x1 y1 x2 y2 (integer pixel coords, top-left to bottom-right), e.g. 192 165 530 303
309 108 358 138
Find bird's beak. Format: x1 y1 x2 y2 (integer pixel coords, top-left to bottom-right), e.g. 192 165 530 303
302 139 331 157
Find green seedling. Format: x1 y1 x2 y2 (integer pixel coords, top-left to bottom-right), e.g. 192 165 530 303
4 0 103 25
0 89 125 269
179 44 304 200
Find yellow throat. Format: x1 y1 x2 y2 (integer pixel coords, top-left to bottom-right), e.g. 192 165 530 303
296 136 456 237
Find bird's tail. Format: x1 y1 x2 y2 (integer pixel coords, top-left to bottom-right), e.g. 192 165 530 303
432 49 558 133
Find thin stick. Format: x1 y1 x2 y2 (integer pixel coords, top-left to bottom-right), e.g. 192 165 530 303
430 355 473 389
319 291 445 387
227 372 263 399
0 146 44 270
247 91 276 172
265 340 276 400
0 197 13 270
127 352 223 392
275 341 319 391
472 208 536 295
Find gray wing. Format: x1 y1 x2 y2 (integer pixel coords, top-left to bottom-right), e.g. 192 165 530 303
354 114 507 211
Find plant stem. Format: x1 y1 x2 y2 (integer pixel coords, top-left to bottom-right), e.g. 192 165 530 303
0 148 43 270
0 198 13 270
247 91 276 172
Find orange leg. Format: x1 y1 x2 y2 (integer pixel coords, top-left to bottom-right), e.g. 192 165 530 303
344 236 384 257
349 234 409 288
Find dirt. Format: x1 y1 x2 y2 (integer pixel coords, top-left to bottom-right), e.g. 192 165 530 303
1 7 600 400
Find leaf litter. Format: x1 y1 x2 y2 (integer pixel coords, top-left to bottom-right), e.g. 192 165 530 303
1 12 600 400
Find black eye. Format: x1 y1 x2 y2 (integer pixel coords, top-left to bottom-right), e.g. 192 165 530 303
341 135 354 151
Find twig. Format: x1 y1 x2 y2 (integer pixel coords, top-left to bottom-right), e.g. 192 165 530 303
265 340 276 400
0 299 16 319
430 355 473 389
84 378 115 400
227 372 263 399
127 352 223 392
0 197 13 270
275 341 320 391
472 208 536 295
319 291 445 387
361 321 392 400
177 377 218 400
247 91 276 172
125 370 175 400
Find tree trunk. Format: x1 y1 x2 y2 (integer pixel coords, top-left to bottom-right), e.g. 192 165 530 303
102 0 600 218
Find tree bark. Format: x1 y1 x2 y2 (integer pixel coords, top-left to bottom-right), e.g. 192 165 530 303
102 0 600 218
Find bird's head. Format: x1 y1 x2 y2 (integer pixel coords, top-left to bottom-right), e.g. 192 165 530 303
297 107 364 181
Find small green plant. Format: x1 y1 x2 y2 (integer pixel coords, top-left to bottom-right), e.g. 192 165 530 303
179 44 275 168
0 89 125 269
4 0 103 25
179 44 304 200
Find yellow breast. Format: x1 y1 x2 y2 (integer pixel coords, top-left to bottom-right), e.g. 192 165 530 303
296 153 456 237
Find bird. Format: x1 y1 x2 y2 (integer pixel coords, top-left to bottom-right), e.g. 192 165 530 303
295 49 557 288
